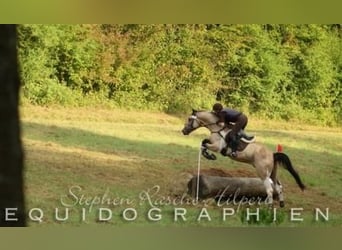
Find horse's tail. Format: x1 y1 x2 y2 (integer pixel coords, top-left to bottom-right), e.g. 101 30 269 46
273 152 306 191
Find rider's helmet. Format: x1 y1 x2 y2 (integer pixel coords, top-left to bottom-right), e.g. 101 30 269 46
212 103 223 113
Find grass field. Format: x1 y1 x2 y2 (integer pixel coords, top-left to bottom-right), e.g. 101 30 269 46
20 104 342 227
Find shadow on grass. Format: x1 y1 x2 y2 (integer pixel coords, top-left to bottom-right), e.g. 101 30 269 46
23 121 200 168
22 122 342 185
22 121 341 169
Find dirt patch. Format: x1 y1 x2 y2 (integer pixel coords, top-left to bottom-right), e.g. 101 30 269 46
280 182 342 212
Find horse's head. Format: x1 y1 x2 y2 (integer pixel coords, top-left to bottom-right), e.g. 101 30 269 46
181 109 201 135
181 109 219 135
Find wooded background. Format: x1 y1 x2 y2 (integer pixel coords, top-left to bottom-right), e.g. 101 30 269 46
18 24 341 125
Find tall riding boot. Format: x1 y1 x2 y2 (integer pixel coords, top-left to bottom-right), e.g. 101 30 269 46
229 134 239 157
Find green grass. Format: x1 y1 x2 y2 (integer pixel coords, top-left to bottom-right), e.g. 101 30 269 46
21 104 342 227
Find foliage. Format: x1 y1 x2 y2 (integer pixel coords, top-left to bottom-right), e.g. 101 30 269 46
18 24 342 125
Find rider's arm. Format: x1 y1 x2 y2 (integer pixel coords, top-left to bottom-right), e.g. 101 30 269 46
217 122 225 127
219 112 226 121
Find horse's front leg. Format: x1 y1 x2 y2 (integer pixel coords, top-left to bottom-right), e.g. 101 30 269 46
205 142 221 153
205 133 225 151
201 135 225 160
201 138 218 160
201 138 221 153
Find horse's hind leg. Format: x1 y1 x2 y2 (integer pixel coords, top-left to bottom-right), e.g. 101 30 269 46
253 149 277 207
270 163 285 207
263 177 274 206
275 180 285 207
265 179 284 208
255 160 274 207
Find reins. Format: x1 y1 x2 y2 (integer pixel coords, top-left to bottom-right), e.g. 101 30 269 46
191 114 227 140
210 127 227 140
190 115 217 128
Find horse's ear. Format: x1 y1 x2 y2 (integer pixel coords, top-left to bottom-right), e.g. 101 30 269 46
192 108 197 114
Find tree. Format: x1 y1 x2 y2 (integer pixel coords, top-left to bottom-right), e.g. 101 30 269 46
0 25 26 226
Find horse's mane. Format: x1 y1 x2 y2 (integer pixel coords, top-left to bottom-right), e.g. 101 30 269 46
193 109 216 115
193 109 219 122
192 109 214 114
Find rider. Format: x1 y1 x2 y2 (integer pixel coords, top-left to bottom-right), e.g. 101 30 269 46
212 103 248 157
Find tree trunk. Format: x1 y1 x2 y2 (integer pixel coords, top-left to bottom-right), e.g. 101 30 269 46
188 175 269 200
0 25 26 226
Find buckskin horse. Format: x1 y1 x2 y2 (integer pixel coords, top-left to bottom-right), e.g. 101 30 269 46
181 109 305 207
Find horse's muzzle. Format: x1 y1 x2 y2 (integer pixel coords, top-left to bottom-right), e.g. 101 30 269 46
181 127 190 135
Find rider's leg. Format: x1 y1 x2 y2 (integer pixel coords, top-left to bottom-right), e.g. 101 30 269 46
240 114 248 130
229 114 248 157
228 133 239 157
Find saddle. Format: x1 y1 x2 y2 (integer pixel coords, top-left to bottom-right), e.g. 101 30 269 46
220 130 255 157
238 130 255 143
224 130 255 144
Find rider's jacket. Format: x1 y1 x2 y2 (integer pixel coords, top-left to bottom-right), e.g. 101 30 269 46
217 108 242 124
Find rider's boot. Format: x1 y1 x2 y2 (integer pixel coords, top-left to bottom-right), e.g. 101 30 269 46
229 134 239 157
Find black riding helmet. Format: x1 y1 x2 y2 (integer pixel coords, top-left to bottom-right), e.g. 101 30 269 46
212 103 223 112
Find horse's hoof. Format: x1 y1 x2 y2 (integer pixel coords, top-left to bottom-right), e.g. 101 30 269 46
210 154 217 161
279 201 285 208
202 150 217 160
207 154 217 160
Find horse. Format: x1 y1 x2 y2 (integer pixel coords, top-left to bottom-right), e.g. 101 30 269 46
181 109 306 207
